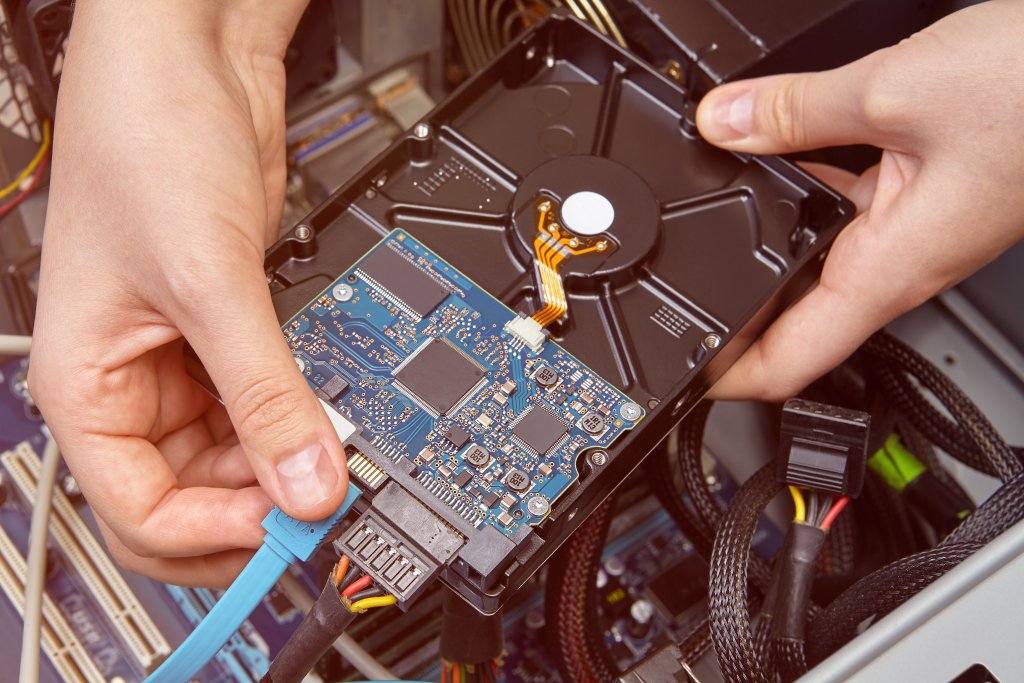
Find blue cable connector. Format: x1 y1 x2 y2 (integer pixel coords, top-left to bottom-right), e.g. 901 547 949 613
145 484 362 683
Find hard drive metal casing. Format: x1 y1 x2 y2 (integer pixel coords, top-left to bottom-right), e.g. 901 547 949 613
206 16 855 612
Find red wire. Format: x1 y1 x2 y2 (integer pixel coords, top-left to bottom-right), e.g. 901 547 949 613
0 152 49 217
340 573 372 597
820 495 851 530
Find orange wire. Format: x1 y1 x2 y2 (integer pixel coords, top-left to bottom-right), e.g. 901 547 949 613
332 555 350 585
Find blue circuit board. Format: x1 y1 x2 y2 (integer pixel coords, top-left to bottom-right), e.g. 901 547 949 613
284 229 644 537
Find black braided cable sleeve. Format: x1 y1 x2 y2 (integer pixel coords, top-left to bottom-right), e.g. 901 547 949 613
864 332 1020 481
771 637 807 683
806 541 983 663
708 464 782 683
545 498 618 683
944 471 1024 546
677 617 714 665
872 360 998 476
648 432 715 559
808 472 1024 663
677 401 720 535
896 417 974 506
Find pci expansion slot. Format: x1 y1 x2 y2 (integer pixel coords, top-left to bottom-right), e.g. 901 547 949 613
1 441 172 671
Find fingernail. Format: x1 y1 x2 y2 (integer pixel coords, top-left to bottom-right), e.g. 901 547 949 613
275 444 340 511
703 89 755 142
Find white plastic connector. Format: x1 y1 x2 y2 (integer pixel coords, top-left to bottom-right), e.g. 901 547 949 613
504 315 546 353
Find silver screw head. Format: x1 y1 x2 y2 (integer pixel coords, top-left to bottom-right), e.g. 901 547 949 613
703 333 722 349
333 284 354 302
618 402 643 421
294 224 312 240
589 450 608 467
413 122 430 139
527 496 550 517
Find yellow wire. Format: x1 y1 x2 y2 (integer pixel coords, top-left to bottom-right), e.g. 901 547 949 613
0 120 50 201
788 486 806 522
350 595 398 611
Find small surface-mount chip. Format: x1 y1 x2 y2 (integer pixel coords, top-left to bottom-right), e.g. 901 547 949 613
482 490 500 508
512 406 569 455
395 338 486 416
315 375 349 402
454 469 474 488
357 244 450 318
445 426 471 449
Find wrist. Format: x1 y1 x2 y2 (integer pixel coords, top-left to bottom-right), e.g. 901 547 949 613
72 0 310 62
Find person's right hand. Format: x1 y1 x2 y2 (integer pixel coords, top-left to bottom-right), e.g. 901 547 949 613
696 0 1024 401
28 0 348 587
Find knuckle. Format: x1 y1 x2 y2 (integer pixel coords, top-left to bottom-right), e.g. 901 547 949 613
858 50 905 129
765 80 807 148
231 375 308 446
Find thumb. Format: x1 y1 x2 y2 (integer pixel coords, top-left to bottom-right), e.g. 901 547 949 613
695 55 888 154
178 259 348 521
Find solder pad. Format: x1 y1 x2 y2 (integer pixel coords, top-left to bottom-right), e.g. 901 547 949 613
283 230 644 537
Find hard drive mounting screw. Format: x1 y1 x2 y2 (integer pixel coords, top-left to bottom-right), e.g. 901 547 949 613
413 123 431 139
589 450 608 467
527 496 550 517
333 284 354 302
703 334 721 349
294 224 312 240
619 403 642 421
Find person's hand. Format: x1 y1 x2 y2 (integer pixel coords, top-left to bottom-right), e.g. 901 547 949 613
29 0 349 587
696 0 1024 401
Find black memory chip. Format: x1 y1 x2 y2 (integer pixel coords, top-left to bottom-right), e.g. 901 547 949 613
395 338 486 415
445 426 471 449
512 406 568 455
357 245 449 318
454 469 474 488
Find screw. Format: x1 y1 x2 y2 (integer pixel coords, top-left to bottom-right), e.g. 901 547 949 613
413 123 431 139
294 224 312 240
703 333 721 349
365 188 377 199
333 284 354 302
618 402 643 421
589 450 608 467
647 398 660 410
527 496 550 517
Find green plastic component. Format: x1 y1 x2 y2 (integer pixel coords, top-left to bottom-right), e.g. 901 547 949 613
868 434 927 491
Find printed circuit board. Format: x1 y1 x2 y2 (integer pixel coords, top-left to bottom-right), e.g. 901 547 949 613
284 230 644 538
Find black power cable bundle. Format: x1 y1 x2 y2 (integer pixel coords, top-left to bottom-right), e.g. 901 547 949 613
439 591 504 683
680 329 1024 682
263 557 396 683
544 497 619 683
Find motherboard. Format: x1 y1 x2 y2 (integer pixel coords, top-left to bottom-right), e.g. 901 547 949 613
285 230 644 539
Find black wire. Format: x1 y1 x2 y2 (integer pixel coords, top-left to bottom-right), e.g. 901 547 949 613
263 577 358 683
336 564 362 592
346 586 384 602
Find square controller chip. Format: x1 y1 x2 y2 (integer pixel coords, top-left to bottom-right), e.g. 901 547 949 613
512 405 569 455
396 338 486 416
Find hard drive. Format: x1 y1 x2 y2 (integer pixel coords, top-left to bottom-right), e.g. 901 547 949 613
195 15 854 612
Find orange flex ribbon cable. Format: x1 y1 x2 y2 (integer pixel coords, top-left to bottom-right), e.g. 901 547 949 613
530 199 611 327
